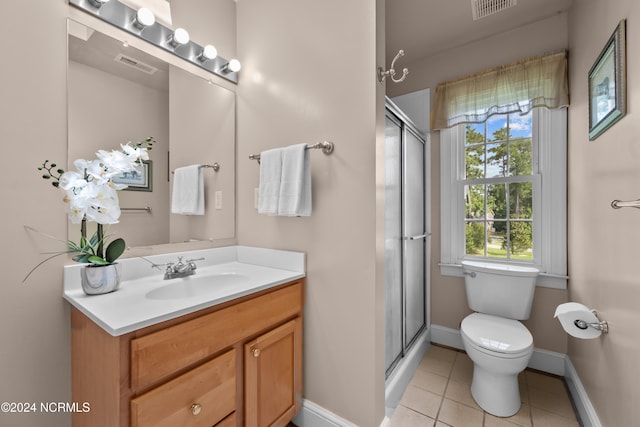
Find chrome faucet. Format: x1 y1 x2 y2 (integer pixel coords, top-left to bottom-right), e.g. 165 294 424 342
163 256 204 280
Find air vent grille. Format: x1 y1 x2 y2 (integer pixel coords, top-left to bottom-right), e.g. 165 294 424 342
471 0 517 20
114 53 158 75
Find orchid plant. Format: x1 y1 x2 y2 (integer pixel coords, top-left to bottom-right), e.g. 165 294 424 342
24 138 154 280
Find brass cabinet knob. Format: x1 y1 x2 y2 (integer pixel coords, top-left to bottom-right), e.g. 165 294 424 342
191 403 202 416
252 348 261 358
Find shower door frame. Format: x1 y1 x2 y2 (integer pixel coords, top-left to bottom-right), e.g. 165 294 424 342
384 100 429 379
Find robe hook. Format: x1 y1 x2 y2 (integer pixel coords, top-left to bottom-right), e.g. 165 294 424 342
377 49 409 84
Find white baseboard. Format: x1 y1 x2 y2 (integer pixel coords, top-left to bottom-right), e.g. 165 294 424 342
431 324 464 350
564 357 602 427
292 399 357 427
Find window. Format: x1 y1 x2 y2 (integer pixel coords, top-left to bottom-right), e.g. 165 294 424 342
464 112 537 261
440 108 567 289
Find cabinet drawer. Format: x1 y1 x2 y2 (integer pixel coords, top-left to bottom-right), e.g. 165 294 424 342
131 281 303 391
130 349 235 427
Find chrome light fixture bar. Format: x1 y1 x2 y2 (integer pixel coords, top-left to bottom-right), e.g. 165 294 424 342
69 0 239 84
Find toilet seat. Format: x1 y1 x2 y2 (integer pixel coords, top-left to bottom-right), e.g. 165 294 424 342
461 313 533 358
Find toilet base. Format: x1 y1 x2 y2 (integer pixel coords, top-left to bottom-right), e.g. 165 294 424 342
470 363 522 417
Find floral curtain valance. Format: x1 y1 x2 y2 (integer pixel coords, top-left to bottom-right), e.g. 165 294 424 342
431 51 569 130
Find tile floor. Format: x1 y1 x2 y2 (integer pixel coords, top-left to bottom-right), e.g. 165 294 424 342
390 345 581 427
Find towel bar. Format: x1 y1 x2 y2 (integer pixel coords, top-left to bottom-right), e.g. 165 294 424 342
171 163 220 174
249 141 334 163
611 199 640 209
121 207 152 213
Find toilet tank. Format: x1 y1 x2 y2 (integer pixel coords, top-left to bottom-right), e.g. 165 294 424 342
461 260 539 320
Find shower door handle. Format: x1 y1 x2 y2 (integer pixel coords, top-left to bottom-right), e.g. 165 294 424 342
404 233 428 240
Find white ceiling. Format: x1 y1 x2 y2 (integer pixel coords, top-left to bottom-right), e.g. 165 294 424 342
386 0 573 63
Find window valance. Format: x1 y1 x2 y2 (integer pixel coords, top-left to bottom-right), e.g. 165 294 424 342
431 51 569 130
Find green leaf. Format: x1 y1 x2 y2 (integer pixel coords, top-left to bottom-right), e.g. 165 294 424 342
88 256 109 265
68 239 84 252
73 253 92 263
89 232 100 247
105 238 126 263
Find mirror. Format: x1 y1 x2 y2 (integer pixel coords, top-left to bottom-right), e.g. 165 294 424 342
67 18 235 248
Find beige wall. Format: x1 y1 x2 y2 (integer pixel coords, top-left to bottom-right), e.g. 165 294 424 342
1 2 71 426
235 0 386 425
388 13 571 354
0 1 236 426
568 1 640 425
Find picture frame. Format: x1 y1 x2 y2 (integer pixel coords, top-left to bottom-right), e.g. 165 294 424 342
588 19 626 141
112 160 152 192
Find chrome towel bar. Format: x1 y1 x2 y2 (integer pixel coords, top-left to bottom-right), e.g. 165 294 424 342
249 141 334 163
121 207 152 213
611 199 640 209
171 163 220 174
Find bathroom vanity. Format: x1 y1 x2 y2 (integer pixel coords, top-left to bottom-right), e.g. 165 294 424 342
64 246 305 427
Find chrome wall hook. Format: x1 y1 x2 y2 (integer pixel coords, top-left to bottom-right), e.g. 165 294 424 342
378 50 409 84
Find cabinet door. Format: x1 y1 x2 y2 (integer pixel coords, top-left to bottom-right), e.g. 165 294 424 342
245 318 302 427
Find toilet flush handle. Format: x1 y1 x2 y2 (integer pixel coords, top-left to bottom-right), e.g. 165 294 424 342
463 271 476 278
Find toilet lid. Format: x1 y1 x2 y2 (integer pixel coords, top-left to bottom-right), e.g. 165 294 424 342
461 313 533 355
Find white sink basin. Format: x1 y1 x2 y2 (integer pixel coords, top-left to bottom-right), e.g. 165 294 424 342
145 273 251 300
63 246 305 336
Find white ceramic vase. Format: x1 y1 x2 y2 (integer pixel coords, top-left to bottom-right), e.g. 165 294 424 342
80 263 121 295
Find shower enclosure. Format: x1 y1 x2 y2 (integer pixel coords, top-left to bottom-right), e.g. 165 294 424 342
384 98 429 378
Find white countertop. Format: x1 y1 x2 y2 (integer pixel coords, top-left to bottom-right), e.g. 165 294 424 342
63 246 305 336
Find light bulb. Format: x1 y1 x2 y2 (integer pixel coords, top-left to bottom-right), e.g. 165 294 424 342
168 28 190 47
228 59 241 72
134 7 155 28
198 45 218 61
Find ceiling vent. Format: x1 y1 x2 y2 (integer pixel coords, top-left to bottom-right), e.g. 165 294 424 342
471 0 517 21
114 53 158 75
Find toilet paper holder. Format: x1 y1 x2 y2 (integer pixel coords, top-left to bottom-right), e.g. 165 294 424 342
573 310 609 334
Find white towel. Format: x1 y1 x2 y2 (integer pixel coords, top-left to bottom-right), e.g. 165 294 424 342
171 165 205 215
257 148 284 215
278 143 312 217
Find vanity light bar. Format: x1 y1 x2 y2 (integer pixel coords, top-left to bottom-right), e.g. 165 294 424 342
69 0 240 84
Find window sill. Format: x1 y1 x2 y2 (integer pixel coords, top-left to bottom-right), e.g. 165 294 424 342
439 263 567 290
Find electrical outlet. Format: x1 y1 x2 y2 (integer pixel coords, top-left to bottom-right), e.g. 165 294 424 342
215 191 223 210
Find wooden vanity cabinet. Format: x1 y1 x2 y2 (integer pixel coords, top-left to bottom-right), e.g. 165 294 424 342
71 279 304 427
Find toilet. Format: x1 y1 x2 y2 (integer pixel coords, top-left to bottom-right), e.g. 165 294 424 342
460 260 539 417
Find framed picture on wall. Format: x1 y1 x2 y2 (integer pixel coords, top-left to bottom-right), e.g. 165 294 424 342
112 160 153 192
588 19 626 141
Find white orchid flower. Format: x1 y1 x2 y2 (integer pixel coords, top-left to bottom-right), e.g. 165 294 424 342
121 143 149 163
80 182 122 224
59 170 88 192
62 185 91 224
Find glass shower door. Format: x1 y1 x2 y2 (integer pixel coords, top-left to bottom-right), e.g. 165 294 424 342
403 128 426 346
384 114 403 375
